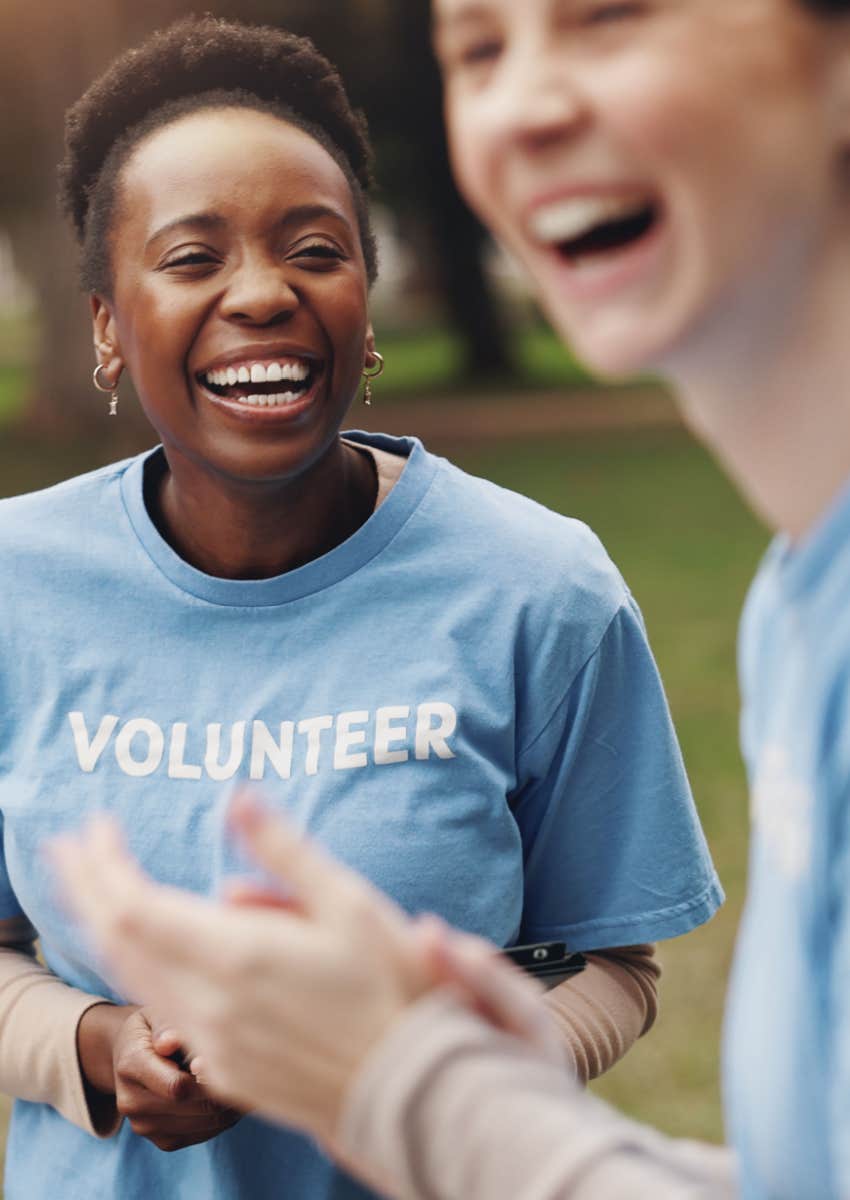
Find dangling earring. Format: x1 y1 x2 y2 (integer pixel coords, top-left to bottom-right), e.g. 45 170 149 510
362 352 385 407
93 364 119 416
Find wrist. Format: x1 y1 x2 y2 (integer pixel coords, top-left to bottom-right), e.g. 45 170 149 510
76 1002 137 1094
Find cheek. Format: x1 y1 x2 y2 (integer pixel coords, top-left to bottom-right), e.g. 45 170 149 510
595 58 718 173
446 96 509 229
116 289 197 380
321 288 370 388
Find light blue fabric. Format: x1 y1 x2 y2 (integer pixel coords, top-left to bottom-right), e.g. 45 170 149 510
725 474 850 1199
0 432 721 1200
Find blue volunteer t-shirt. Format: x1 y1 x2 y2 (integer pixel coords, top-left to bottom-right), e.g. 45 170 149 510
0 432 721 1200
725 474 850 1199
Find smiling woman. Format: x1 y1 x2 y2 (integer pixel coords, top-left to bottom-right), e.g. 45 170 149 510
87 106 375 522
0 14 723 1200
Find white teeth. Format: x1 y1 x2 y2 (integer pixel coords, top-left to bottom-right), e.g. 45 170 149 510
530 195 651 246
236 392 303 408
201 359 314 392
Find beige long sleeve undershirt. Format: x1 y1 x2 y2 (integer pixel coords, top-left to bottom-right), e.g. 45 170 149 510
338 990 738 1200
0 916 119 1137
543 944 659 1082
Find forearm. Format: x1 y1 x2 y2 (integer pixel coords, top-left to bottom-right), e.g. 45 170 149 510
76 999 137 1128
542 945 660 1082
0 923 124 1136
338 990 737 1200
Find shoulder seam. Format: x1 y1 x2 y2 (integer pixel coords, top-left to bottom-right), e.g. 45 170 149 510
516 593 630 762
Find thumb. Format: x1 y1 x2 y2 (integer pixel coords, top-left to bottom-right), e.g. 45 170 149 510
151 1026 184 1058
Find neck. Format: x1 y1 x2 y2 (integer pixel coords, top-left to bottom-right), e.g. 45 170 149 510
668 231 850 542
150 438 377 579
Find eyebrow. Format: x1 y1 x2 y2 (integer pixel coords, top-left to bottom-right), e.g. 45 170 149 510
146 204 353 251
432 2 495 38
146 213 227 251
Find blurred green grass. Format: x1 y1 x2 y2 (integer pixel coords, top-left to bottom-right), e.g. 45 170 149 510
0 361 764 1176
361 323 594 396
0 366 27 424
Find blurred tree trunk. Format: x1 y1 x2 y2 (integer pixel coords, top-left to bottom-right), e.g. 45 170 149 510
0 0 189 440
271 0 517 378
392 0 515 378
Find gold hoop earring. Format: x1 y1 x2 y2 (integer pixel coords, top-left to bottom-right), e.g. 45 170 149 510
93 364 119 417
362 352 384 407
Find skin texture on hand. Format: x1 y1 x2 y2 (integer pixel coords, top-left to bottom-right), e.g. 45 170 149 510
50 795 435 1146
76 1001 241 1151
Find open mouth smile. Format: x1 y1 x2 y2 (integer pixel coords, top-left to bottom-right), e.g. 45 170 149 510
529 193 660 266
195 356 323 411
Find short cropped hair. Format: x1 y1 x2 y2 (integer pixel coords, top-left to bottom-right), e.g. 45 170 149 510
801 0 850 12
58 16 378 294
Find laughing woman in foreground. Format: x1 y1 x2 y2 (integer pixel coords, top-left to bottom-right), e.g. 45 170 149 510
0 16 720 1200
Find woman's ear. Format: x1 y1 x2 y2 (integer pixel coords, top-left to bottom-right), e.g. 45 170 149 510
364 324 378 368
90 294 125 382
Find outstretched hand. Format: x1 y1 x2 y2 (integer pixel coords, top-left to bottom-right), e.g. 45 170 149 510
51 794 431 1144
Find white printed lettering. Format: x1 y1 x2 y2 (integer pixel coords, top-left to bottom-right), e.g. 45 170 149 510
415 702 457 761
115 719 165 778
298 715 334 777
205 722 246 782
70 701 458 780
250 721 294 781
69 711 119 773
374 706 411 765
168 722 202 781
334 710 369 770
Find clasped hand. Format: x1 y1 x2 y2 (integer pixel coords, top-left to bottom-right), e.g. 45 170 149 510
77 1001 241 1151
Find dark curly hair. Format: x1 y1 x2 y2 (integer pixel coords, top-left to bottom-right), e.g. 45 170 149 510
58 16 378 294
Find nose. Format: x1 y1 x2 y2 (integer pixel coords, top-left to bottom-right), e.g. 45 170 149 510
220 254 299 326
503 48 588 151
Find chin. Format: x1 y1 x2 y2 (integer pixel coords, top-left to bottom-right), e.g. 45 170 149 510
548 295 702 383
549 319 653 381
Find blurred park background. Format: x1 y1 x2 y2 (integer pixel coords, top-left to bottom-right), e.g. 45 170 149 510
0 0 767 1183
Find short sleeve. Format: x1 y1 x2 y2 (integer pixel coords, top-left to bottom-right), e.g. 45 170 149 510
513 596 723 950
0 813 25 919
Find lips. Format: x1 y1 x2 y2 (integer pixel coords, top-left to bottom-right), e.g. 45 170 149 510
195 355 323 410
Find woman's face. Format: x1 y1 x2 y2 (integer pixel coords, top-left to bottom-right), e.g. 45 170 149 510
435 0 847 378
94 107 371 484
